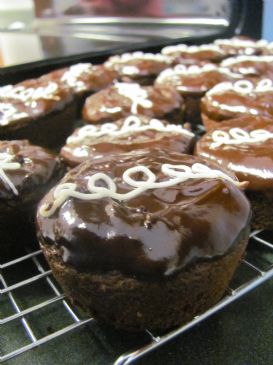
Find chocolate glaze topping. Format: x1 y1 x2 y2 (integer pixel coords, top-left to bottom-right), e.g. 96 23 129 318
61 116 194 167
104 52 172 81
0 78 73 129
201 79 273 125
82 83 183 124
195 116 273 192
221 56 273 80
155 64 242 96
161 44 226 65
37 149 250 279
0 140 63 201
214 37 267 57
41 63 117 95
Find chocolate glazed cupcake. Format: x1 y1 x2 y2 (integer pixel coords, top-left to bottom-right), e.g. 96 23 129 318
195 116 273 230
82 82 184 125
0 140 64 260
61 115 195 167
155 64 242 125
201 78 273 130
221 55 273 81
37 149 250 331
104 51 173 85
161 44 226 65
0 78 76 148
41 63 117 113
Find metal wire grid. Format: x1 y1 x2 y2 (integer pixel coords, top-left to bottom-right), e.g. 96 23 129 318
0 229 273 365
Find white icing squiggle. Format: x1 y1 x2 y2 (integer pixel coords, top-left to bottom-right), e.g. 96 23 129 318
61 63 93 91
161 44 224 56
214 38 268 48
211 128 273 148
221 55 273 67
0 82 60 108
207 78 273 96
39 163 240 217
0 153 21 195
114 83 153 114
66 115 194 144
156 64 241 85
0 103 28 126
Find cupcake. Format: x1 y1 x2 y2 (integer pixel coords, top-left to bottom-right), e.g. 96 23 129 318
0 140 64 259
155 64 242 125
221 55 273 80
82 82 184 124
161 44 226 65
195 115 273 230
214 37 268 57
41 63 117 111
37 149 250 331
0 78 76 148
61 115 195 167
104 51 172 85
201 78 273 130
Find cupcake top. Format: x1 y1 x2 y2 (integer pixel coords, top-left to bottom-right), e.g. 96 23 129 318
221 55 273 79
201 78 273 126
104 51 172 81
0 79 73 129
41 63 117 95
214 37 268 56
37 149 250 279
155 63 242 95
61 115 195 167
0 140 63 203
82 82 183 124
195 116 273 192
161 44 225 64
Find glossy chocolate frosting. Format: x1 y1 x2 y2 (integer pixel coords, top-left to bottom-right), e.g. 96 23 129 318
41 63 117 95
195 116 273 192
104 52 172 80
221 56 273 80
0 78 73 130
201 79 273 126
61 116 194 167
161 44 226 65
214 37 267 57
82 83 183 124
155 64 242 96
37 149 250 279
0 140 63 202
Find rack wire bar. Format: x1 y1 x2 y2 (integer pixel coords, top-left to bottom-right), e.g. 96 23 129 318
1 230 273 364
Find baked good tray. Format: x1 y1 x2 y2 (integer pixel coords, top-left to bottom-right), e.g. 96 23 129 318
0 33 273 363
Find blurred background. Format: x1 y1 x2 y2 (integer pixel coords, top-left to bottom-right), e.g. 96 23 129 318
0 0 270 68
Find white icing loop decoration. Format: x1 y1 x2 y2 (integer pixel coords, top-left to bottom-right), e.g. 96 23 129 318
0 153 21 195
161 44 224 56
114 82 153 114
0 82 60 108
211 128 273 148
39 163 240 218
0 103 28 126
105 51 171 70
156 64 241 85
221 55 273 67
61 63 93 91
66 115 194 144
207 78 273 96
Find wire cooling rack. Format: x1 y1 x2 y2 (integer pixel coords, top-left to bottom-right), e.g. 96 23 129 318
1 229 273 365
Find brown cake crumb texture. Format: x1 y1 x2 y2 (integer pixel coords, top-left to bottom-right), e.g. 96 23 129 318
42 237 247 331
246 191 273 230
